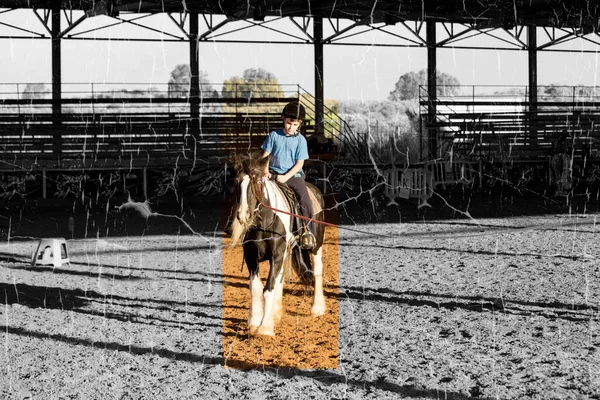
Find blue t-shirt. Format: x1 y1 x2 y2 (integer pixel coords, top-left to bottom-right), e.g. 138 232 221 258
261 129 309 174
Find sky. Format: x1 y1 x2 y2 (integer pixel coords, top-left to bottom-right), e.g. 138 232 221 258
2 10 600 102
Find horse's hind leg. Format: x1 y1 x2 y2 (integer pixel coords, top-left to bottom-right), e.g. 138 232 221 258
273 252 288 324
311 247 326 317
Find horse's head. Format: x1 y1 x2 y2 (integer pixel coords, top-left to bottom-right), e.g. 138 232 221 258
230 152 270 245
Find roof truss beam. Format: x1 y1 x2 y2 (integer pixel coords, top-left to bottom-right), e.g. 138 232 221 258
1 8 600 53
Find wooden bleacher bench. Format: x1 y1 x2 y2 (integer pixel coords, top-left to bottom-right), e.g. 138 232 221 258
431 107 600 162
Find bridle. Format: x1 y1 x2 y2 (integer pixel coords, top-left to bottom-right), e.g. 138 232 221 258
236 166 391 239
237 170 275 230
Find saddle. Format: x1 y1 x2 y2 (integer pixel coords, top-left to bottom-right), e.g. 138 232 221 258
266 170 319 247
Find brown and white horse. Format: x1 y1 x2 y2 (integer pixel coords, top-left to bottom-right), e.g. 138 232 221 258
230 155 326 336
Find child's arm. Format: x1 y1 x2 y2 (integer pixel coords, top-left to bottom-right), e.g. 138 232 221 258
277 160 304 183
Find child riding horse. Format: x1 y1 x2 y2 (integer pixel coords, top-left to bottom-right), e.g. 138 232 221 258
230 154 326 337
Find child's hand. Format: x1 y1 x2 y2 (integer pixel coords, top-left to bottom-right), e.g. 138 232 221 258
276 175 288 183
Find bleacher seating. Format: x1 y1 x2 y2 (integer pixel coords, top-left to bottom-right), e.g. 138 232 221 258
0 111 340 169
430 104 600 162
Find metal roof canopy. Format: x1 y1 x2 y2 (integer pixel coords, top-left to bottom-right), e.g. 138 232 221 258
2 0 599 29
2 0 600 159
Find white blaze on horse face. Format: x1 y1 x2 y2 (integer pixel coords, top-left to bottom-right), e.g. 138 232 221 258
230 175 251 246
237 175 251 225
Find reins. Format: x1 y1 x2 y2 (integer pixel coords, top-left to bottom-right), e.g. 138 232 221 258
260 200 599 242
247 172 596 243
258 201 392 238
254 174 394 238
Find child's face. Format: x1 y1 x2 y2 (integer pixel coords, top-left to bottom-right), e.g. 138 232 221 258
282 118 302 136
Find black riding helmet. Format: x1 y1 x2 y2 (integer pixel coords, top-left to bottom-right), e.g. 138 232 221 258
281 101 306 121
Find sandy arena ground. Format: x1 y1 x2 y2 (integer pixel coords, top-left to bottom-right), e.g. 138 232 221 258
1 195 600 399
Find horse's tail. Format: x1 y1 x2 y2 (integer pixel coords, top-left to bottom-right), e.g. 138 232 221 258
290 244 315 286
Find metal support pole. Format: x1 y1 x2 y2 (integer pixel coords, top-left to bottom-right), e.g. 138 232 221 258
189 11 200 126
528 25 538 147
51 0 62 161
42 168 47 199
314 16 324 138
142 167 148 199
51 0 61 125
426 19 437 160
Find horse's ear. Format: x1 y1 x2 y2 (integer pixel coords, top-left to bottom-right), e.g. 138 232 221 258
230 152 245 174
258 155 270 175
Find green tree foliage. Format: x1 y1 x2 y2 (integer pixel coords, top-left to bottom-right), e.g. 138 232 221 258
221 68 285 113
388 69 460 101
21 83 49 99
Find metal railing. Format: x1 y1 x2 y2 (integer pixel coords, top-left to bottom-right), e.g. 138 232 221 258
419 84 600 108
418 84 600 161
0 82 301 117
0 81 369 164
297 86 367 163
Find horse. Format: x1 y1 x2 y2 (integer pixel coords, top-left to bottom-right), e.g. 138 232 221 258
229 154 326 337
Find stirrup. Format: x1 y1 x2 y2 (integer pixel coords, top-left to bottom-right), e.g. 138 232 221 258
300 232 316 250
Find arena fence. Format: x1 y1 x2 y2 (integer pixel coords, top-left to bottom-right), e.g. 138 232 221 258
383 160 481 207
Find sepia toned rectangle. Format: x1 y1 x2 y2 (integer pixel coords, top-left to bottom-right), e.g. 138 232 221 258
222 226 339 369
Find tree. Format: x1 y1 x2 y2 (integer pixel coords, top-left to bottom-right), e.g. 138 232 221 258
167 64 218 99
222 68 284 113
21 83 49 99
541 84 570 101
168 64 191 98
388 69 460 101
242 68 277 82
387 71 421 102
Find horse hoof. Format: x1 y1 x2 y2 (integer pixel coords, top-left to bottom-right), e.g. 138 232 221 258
248 325 260 334
256 326 275 336
311 305 326 317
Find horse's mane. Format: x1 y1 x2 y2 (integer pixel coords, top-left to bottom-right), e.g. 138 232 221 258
231 150 269 178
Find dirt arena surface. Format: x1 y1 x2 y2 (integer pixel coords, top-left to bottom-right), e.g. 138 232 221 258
1 194 600 399
222 227 339 370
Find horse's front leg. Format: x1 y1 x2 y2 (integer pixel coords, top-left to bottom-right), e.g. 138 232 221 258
311 247 326 317
257 242 286 337
244 247 264 334
248 271 264 333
